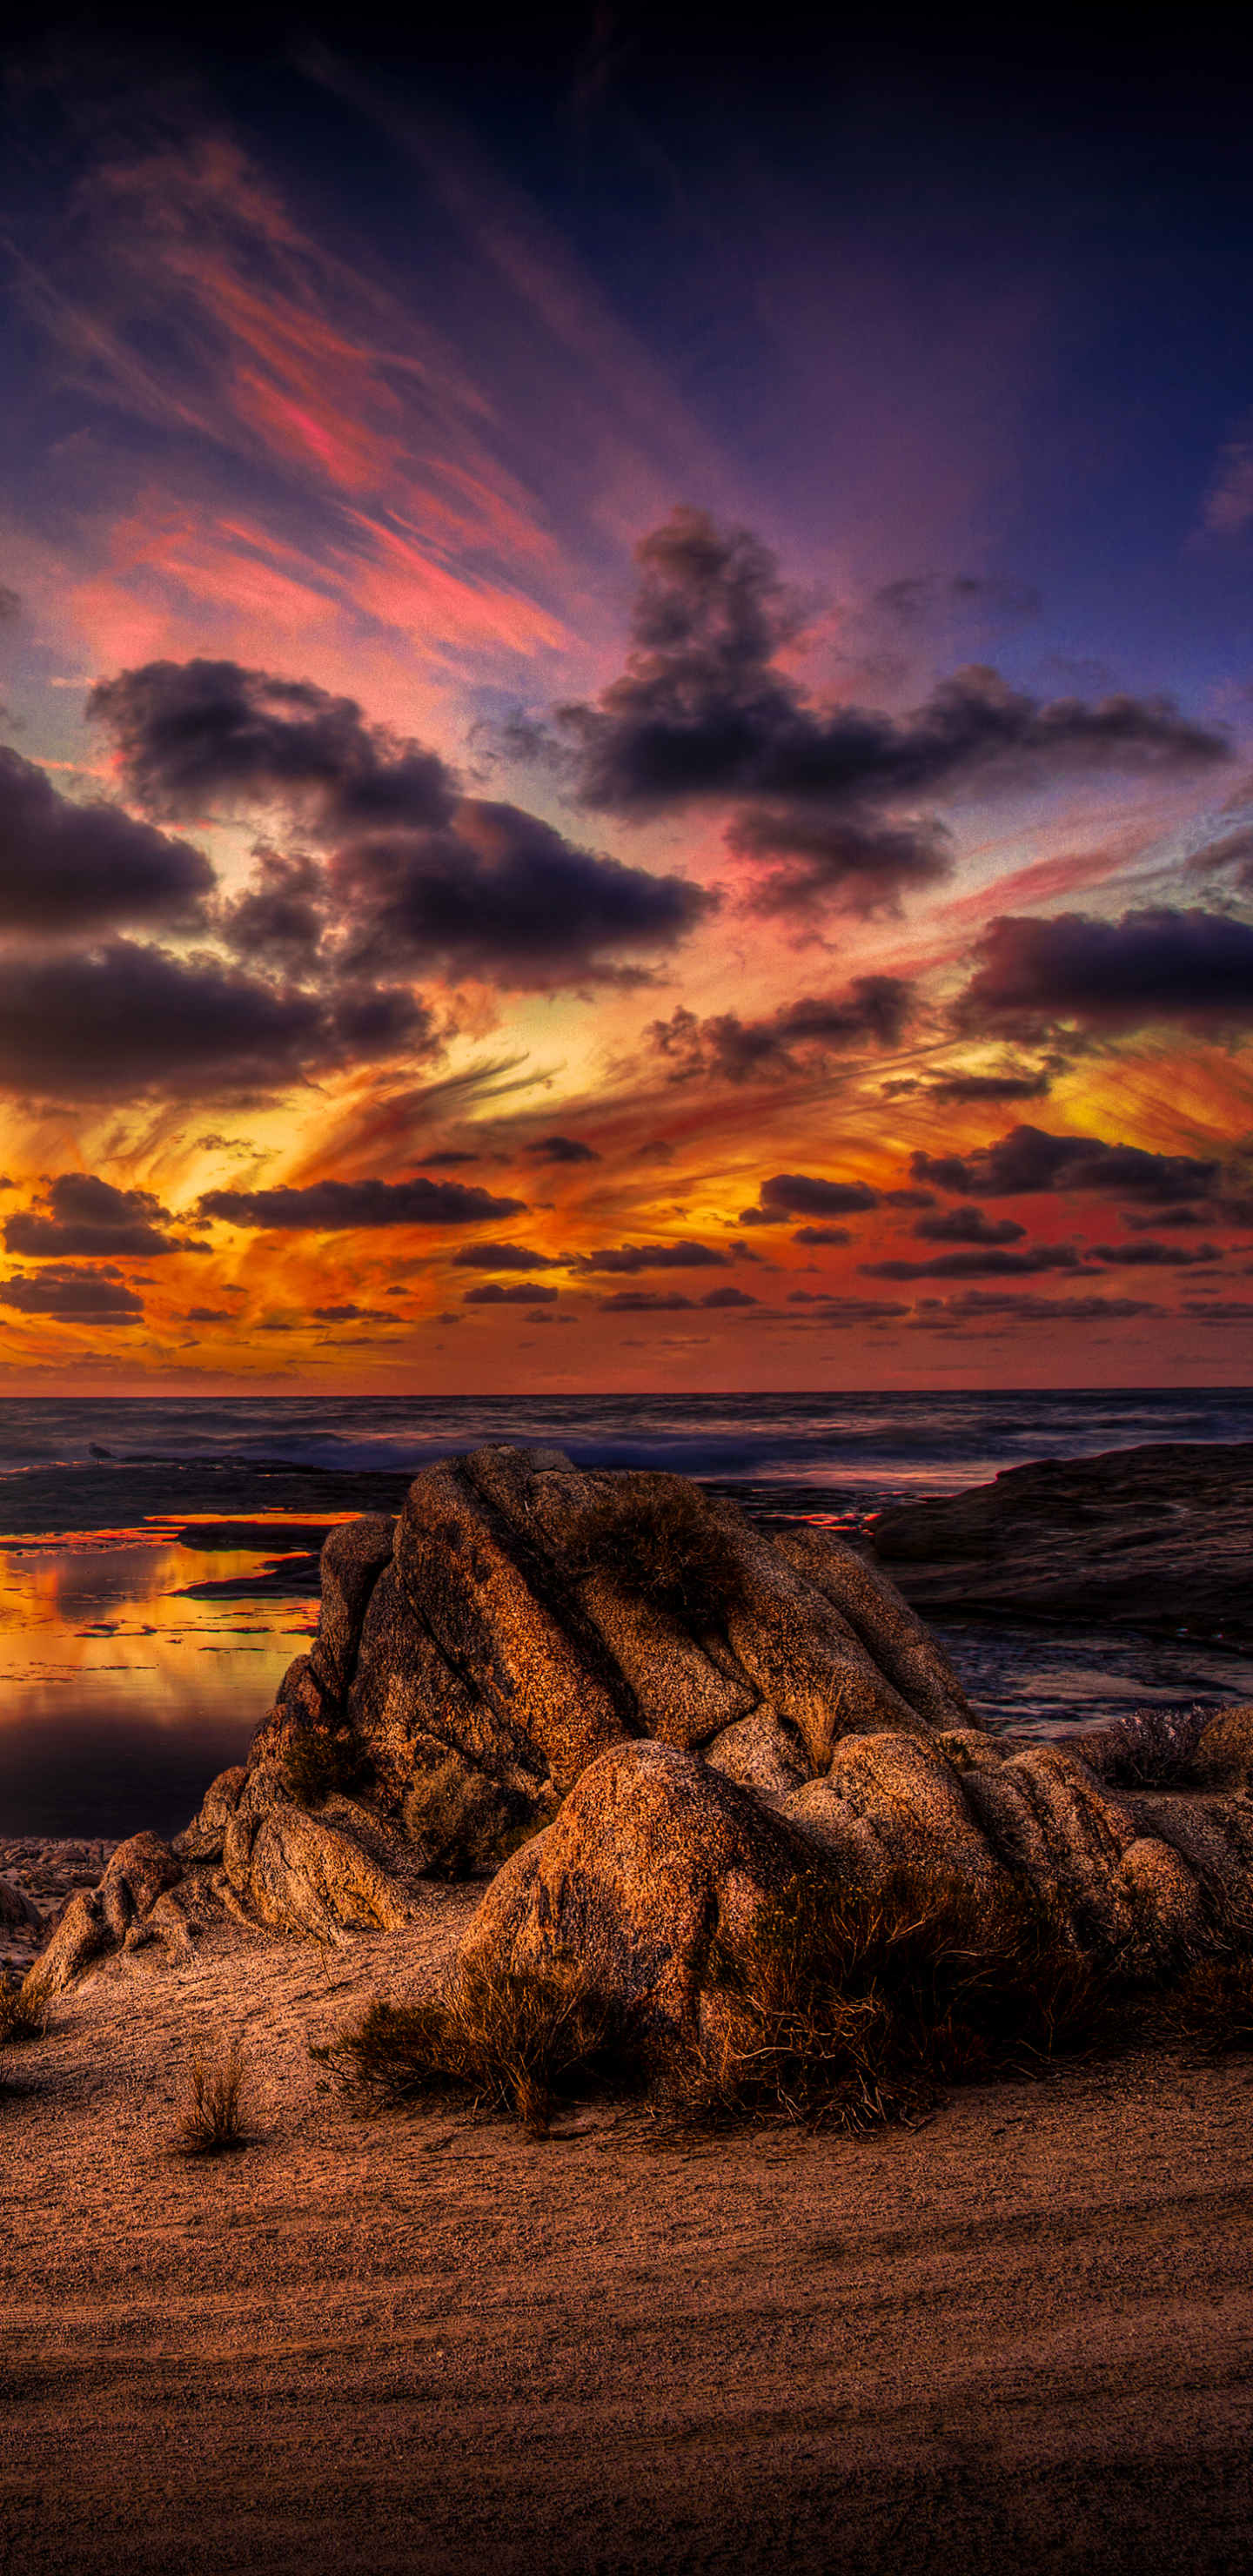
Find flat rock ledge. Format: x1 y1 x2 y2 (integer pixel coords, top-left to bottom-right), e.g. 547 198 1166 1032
14 1447 1253 2049
871 1439 1253 1642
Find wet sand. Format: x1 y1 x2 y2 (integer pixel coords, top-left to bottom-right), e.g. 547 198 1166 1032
3 1903 1253 2575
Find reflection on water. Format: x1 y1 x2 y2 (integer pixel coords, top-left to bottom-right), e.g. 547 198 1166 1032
0 1526 320 1840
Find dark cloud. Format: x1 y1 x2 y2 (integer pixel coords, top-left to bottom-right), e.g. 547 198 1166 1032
573 1241 728 1273
1119 1206 1211 1231
464 1282 559 1305
1181 1299 1253 1323
312 1304 396 1321
861 1244 1086 1279
597 1285 753 1313
785 1295 910 1326
3 1172 200 1258
218 849 327 971
91 660 712 993
954 907 1253 1040
0 586 20 621
910 1124 1221 1204
599 1291 696 1312
910 1290 1157 1325
184 1306 231 1322
452 1243 562 1271
792 1226 854 1246
198 1176 526 1231
0 1265 144 1321
740 1174 881 1226
882 1187 936 1209
524 1136 600 1164
90 661 456 835
725 809 950 916
0 747 212 936
333 802 713 991
0 942 426 1102
1089 1241 1225 1266
926 1068 1053 1104
553 512 1228 883
650 977 914 1083
914 1205 1027 1245
425 1150 479 1167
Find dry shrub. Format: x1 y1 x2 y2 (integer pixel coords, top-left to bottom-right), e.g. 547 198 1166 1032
1163 1947 1253 2055
285 1725 373 1810
402 1753 557 1879
178 2045 247 2154
0 1977 45 2045
312 1960 620 2136
695 1867 1125 2130
312 1866 1244 2146
566 1477 748 1635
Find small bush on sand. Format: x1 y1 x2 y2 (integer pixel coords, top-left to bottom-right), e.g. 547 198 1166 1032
312 1961 619 2136
0 1977 44 2044
178 2045 247 2154
695 1867 1123 2130
285 1726 373 1810
566 1478 749 1635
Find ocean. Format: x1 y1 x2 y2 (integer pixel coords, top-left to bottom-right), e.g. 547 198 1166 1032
2 1387 1250 1841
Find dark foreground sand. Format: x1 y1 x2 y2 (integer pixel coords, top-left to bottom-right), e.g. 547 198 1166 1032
3 1898 1252 2576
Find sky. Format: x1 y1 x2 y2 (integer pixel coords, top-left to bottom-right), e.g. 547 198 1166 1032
1 7 1252 1394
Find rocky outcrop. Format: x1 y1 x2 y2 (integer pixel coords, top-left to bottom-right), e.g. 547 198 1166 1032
250 1446 975 1862
871 1439 1253 1642
1188 1703 1253 1791
15 1449 1253 2018
456 1718 1250 2051
24 1833 189 1998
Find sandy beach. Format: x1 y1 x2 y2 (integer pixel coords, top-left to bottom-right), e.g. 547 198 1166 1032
4 1898 1253 2576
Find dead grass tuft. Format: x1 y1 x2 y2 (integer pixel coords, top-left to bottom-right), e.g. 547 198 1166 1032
285 1726 373 1810
694 1867 1125 2130
177 2045 248 2154
566 1478 749 1635
0 1977 45 2045
312 1960 620 2137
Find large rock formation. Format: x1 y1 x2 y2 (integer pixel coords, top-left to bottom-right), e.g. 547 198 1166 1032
18 1448 1253 2028
254 1445 975 1847
870 1439 1253 1642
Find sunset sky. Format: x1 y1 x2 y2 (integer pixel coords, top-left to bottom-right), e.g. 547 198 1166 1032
2 10 1252 1393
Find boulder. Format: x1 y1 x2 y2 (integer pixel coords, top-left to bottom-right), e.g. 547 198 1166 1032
309 1515 397 1701
217 1762 430 1941
774 1526 973 1732
30 1446 1253 2011
783 1731 1002 1890
1189 1703 1253 1791
0 1877 44 1934
457 1738 811 2061
241 1446 986 1885
23 1832 186 2000
705 1705 814 1802
960 1747 1202 1953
